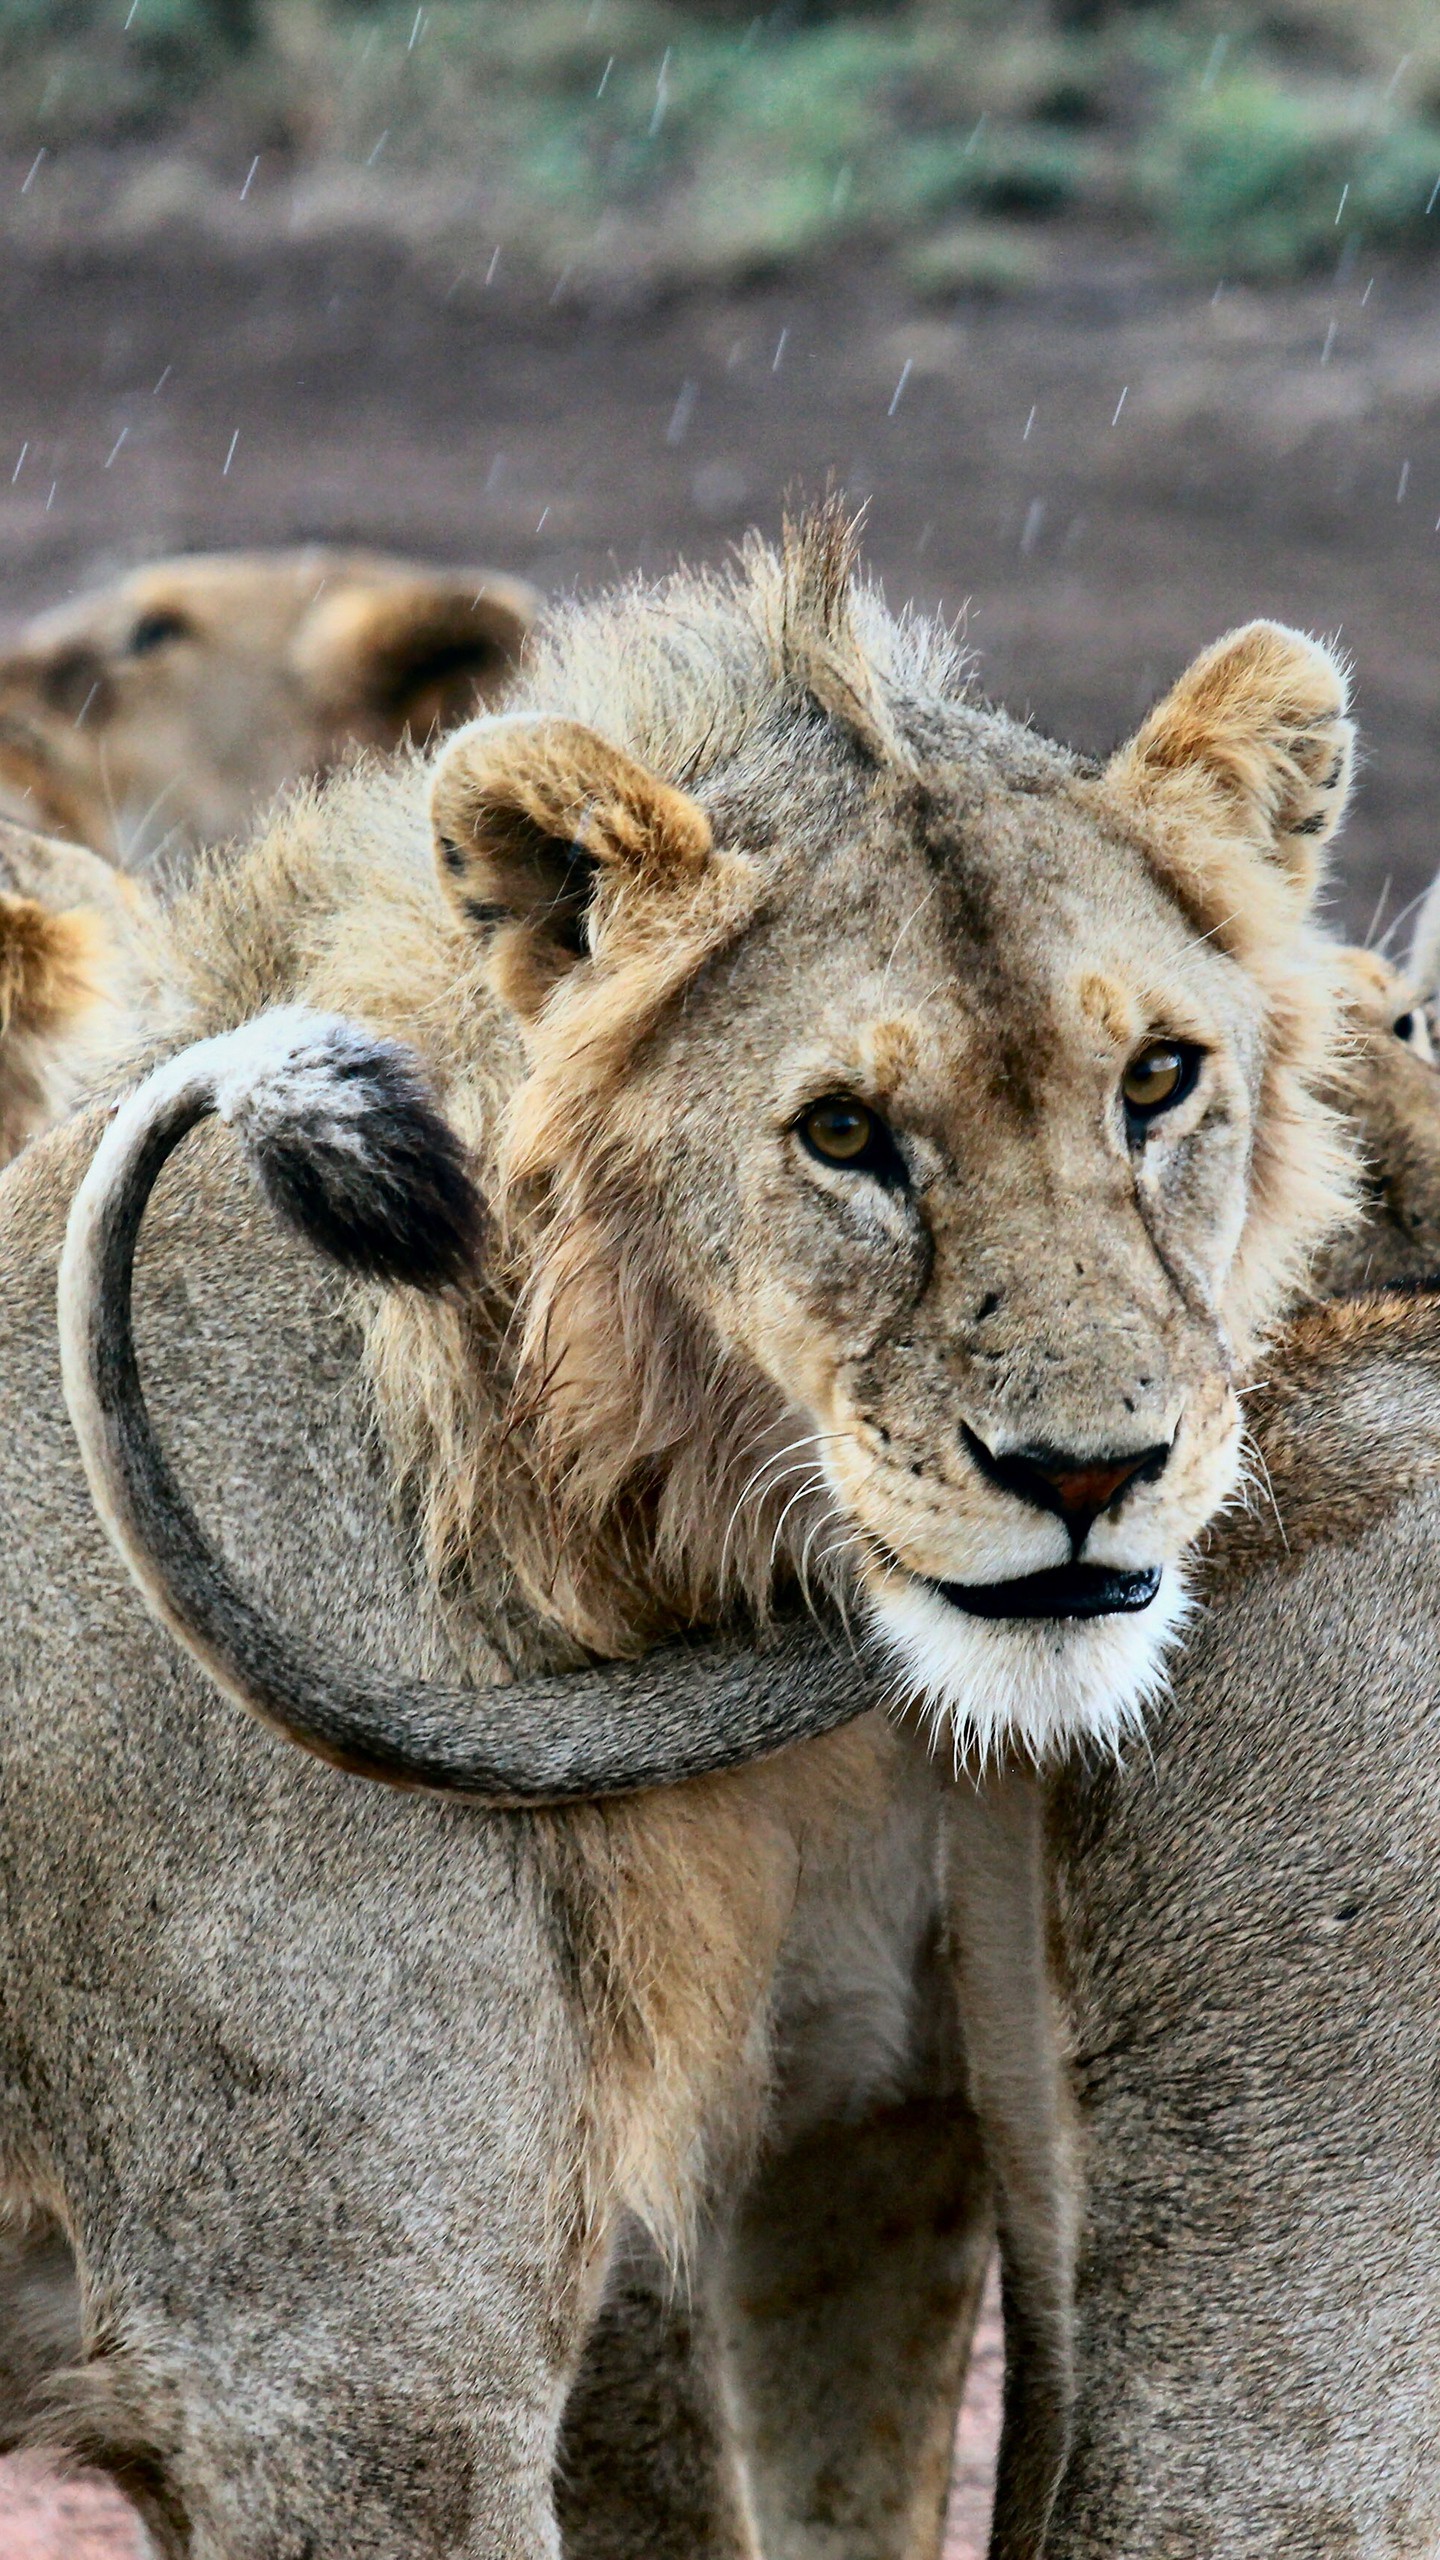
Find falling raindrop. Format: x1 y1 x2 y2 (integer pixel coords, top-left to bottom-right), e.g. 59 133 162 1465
1334 183 1349 225
152 364 172 395
666 379 698 446
367 131 390 167
888 359 913 418
20 149 47 195
1397 460 1411 502
223 430 240 476
772 328 789 373
1200 34 1229 90
104 428 129 468
597 56 614 98
1020 499 1046 557
485 244 502 285
1022 404 1037 441
649 50 671 141
11 442 27 485
1111 386 1128 425
1321 318 1338 363
240 157 260 202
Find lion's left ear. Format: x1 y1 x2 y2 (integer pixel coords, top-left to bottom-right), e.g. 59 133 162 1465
1106 621 1354 931
294 569 537 747
430 714 713 1015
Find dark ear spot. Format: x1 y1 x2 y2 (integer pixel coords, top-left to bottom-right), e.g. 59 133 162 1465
294 571 538 747
430 715 712 1018
443 812 599 956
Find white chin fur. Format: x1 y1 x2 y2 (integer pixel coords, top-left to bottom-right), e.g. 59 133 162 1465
866 1566 1192 1769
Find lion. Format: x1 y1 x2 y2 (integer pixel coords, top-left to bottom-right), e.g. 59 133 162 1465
956 905 1440 2558
0 818 154 1163
1308 937 1440 1292
0 545 536 866
0 508 1359 2554
978 1280 1440 2557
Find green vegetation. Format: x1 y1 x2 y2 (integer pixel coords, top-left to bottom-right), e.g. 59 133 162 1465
4 0 1440 290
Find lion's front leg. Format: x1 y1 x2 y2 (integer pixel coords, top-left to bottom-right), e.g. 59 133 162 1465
557 2217 758 2560
719 2090 991 2560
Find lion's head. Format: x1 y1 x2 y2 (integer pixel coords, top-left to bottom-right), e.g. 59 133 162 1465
0 547 535 867
1307 940 1440 1297
365 507 1357 1758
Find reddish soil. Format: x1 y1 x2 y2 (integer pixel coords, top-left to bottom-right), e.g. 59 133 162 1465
0 212 1436 2555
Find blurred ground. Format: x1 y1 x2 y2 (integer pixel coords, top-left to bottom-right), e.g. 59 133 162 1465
1 222 1437 934
0 199 1436 2558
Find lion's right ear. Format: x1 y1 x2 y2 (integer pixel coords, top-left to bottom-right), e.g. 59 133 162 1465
430 715 712 1015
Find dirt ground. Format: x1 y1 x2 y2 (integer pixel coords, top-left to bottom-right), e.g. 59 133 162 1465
2 216 1438 936
0 208 1437 2554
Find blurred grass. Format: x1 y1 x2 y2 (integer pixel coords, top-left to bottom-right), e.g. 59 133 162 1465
3 0 1440 291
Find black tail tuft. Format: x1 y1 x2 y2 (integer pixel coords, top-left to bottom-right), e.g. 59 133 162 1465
224 1018 484 1290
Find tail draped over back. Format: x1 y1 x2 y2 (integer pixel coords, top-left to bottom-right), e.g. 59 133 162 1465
57 1008 875 1804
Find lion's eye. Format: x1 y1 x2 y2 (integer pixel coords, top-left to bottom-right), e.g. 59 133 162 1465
799 1096 906 1185
128 610 192 656
1122 1040 1201 1134
1394 1012 1416 1043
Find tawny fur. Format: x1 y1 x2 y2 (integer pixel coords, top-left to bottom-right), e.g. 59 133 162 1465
131 516 1358 1736
0 545 535 867
0 820 153 1163
5 514 1376 2550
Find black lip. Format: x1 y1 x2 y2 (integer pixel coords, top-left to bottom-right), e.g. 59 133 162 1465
927 1561 1163 1622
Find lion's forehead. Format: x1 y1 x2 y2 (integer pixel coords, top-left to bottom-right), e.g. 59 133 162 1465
708 779 1245 1099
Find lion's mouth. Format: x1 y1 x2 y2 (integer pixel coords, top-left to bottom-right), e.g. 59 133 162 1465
923 1561 1162 1621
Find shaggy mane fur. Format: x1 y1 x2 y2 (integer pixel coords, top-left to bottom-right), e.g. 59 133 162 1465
135 509 1348 1673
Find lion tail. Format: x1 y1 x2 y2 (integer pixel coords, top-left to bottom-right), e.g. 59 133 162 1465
58 1007 864 1803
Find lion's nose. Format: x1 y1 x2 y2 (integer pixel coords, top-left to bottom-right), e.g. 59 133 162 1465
961 1427 1171 1552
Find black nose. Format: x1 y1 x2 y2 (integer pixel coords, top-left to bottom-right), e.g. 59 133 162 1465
962 1427 1171 1553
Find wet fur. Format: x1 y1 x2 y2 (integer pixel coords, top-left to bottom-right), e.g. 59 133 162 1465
3 517 1372 2550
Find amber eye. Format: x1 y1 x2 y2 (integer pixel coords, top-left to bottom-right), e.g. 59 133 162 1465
1121 1039 1201 1133
805 1098 872 1160
798 1096 908 1187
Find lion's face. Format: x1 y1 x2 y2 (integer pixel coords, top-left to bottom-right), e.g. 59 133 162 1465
430 609 1355 1758
0 548 533 866
642 799 1270 1753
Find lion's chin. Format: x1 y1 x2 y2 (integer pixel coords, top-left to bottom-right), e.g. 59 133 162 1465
865 1562 1192 1767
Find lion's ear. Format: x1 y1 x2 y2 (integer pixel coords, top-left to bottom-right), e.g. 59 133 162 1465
294 569 537 747
430 715 713 1014
1107 621 1354 932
